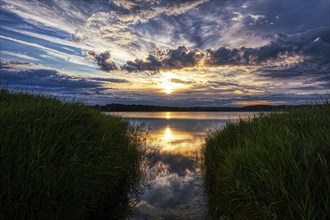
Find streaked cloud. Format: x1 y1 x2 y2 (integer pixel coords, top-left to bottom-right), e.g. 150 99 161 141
0 35 94 68
0 0 329 106
1 51 40 61
0 61 130 103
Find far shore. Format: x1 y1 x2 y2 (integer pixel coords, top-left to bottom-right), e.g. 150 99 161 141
93 103 317 112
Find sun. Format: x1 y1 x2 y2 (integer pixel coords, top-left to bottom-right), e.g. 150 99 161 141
164 87 172 94
160 80 175 94
158 71 189 94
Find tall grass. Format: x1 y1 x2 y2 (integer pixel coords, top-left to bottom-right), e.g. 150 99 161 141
204 103 330 219
0 89 146 220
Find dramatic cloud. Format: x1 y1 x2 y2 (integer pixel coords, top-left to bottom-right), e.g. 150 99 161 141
0 60 128 85
0 61 129 102
90 77 128 83
119 29 330 74
0 0 329 106
122 46 204 73
0 68 100 90
207 30 330 65
87 50 118 72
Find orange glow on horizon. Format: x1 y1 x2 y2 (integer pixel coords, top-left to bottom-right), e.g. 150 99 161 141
165 112 171 119
232 100 274 106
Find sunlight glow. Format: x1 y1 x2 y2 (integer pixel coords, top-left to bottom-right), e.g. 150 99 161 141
164 127 172 141
158 72 185 94
160 80 175 94
232 100 275 106
147 126 205 156
165 112 171 119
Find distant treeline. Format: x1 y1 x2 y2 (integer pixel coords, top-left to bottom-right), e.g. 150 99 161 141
93 103 312 112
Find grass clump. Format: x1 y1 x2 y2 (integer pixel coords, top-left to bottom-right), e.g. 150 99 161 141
204 103 330 220
0 89 146 220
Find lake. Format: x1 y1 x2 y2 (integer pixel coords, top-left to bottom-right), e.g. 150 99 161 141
106 112 257 219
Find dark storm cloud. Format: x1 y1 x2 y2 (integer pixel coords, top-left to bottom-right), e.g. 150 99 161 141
259 61 330 80
0 68 101 89
88 50 118 72
119 29 330 74
122 46 205 73
90 77 129 83
0 60 31 69
0 61 128 96
207 29 330 65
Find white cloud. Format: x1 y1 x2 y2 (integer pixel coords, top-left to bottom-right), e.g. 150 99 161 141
1 51 40 61
0 35 94 68
1 26 93 51
1 0 208 62
249 13 265 22
232 11 244 22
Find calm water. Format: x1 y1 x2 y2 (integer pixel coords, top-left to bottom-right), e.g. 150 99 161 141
106 112 257 219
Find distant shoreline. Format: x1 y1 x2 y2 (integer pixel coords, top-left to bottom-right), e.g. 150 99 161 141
93 103 316 112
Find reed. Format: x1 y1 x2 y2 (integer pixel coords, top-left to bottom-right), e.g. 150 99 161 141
0 89 146 220
204 102 330 219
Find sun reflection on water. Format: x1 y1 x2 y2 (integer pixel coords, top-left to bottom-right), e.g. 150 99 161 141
164 112 171 119
136 123 207 218
121 112 257 219
163 126 172 141
148 125 204 157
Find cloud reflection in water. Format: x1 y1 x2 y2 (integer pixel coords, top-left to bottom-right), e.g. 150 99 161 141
125 112 255 219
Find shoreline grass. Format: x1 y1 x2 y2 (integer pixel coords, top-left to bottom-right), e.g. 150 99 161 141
204 103 330 219
0 89 146 220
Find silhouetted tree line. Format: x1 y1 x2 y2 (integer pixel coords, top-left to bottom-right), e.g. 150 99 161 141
91 103 312 112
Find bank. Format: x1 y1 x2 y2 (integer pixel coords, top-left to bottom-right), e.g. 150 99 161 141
0 90 145 219
204 103 330 219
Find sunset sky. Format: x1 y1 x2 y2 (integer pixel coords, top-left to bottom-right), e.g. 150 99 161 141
0 0 329 106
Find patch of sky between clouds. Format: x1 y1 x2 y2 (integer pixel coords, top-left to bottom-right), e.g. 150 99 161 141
0 51 40 62
0 7 68 38
0 35 100 77
0 4 106 76
0 27 82 57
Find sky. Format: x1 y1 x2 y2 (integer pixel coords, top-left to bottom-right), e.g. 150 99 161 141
0 0 329 106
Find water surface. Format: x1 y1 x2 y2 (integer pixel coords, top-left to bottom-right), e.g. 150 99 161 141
106 112 257 219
